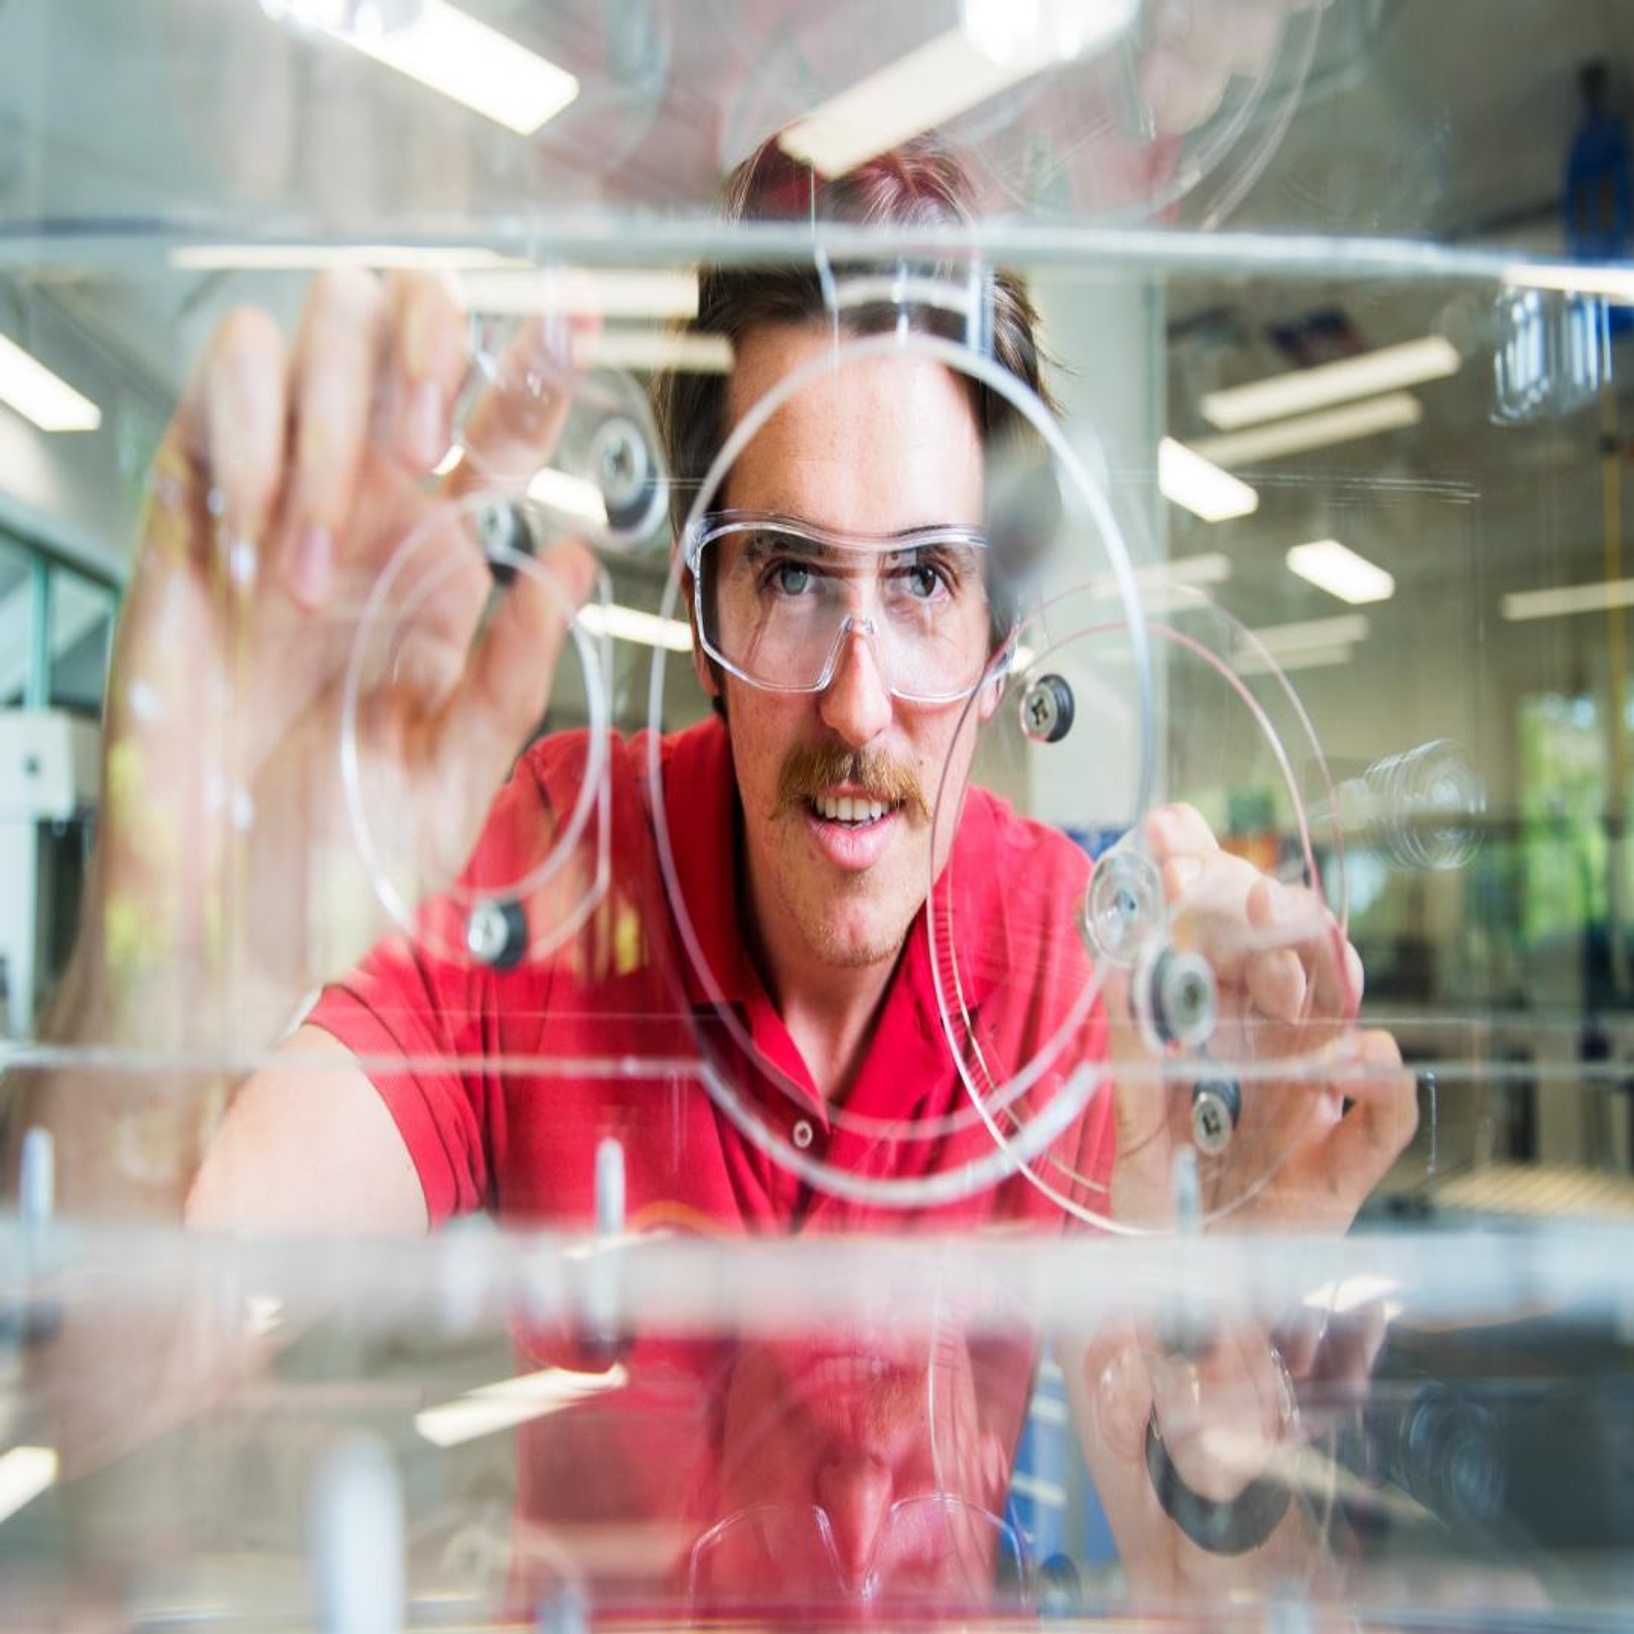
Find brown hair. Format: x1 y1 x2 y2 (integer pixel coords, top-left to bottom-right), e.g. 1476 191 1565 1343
654 134 1056 539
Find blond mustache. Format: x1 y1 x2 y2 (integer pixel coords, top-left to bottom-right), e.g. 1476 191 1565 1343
775 742 928 821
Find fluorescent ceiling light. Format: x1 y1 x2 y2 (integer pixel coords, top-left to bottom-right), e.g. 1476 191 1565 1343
0 335 100 432
1287 539 1395 605
1504 261 1634 306
0 1446 57 1525
1245 613 1370 657
1237 642 1356 677
781 0 1138 176
416 1363 627 1449
459 268 699 320
527 467 608 529
1084 551 1233 600
316 1 579 136
573 330 733 375
577 601 693 653
1158 437 1259 522
1187 393 1423 468
1201 337 1460 431
1502 576 1634 622
170 243 520 272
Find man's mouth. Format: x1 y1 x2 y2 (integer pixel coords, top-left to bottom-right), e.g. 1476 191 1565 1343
809 793 899 827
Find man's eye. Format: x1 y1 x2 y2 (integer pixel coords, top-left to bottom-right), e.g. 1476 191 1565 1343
769 560 813 596
903 562 946 600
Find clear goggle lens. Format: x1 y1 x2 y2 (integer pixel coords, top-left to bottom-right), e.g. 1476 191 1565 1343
685 512 1001 702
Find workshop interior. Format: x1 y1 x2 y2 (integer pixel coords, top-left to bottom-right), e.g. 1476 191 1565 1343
4 1 1634 1627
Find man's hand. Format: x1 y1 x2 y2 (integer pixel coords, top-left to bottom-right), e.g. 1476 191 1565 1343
1074 799 1415 1589
10 271 598 1215
85 271 596 1051
1107 801 1418 1233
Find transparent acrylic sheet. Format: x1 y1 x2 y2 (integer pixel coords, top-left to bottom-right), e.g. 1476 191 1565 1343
932 582 1360 1231
3 0 1618 284
2 1219 1633 1629
0 1 1370 245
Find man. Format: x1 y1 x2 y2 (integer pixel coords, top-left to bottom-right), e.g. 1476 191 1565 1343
14 135 1413 1612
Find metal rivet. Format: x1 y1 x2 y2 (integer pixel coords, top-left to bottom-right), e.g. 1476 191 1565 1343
1019 672 1075 744
465 898 527 970
1191 1079 1241 1156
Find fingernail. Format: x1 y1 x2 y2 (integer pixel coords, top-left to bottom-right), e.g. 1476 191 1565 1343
532 312 577 375
288 522 332 610
404 296 433 383
401 379 444 469
1267 880 1300 922
1168 855 1203 893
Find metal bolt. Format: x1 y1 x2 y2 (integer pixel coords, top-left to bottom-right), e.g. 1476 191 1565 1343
1191 1079 1241 1156
589 414 656 535
465 898 527 970
1019 672 1075 744
476 499 532 587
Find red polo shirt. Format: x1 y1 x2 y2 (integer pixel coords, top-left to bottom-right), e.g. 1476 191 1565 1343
307 716 1112 1597
309 714 1113 1237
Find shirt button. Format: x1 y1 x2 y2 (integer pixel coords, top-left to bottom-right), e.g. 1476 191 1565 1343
791 1118 815 1150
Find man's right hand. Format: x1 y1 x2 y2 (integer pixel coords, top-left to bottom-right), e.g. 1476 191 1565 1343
84 270 597 1054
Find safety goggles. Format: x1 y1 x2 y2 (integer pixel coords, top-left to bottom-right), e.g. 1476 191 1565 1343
683 511 1001 703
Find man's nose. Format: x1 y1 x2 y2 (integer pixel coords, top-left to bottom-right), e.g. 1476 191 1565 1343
818 621 893 747
816 1451 894 1592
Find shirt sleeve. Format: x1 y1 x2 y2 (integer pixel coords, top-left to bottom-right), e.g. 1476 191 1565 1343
307 936 497 1225
305 737 579 1224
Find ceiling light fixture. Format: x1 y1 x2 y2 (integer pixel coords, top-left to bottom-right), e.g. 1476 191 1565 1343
1287 539 1396 605
1501 576 1634 622
1201 337 1460 431
573 331 733 376
0 1446 57 1525
416 1364 627 1449
1186 393 1423 468
1236 643 1356 676
577 602 693 653
1158 437 1259 522
526 467 608 529
170 244 521 272
0 335 101 432
314 0 579 136
780 0 1138 177
458 268 699 320
1245 613 1371 657
1503 261 1634 306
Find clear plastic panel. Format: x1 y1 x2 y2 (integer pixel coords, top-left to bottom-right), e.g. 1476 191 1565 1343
4 1 1634 1628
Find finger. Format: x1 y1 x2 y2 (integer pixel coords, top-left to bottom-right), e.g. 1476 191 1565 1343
1271 1307 1327 1380
279 268 387 612
169 305 291 586
430 538 599 786
447 314 591 499
1310 1304 1389 1398
1314 1030 1417 1209
382 269 469 473
1171 0 1288 80
1137 44 1232 138
1144 802 1221 868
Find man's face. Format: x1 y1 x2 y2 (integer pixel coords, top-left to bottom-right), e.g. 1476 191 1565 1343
690 1328 1014 1610
692 325 998 976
